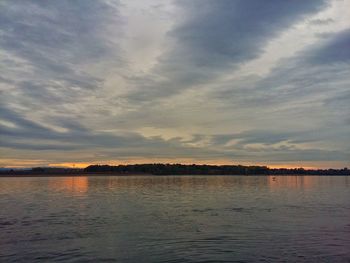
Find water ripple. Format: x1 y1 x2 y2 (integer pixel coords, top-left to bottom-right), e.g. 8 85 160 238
0 176 349 262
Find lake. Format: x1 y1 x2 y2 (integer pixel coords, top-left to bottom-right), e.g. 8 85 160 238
0 175 349 262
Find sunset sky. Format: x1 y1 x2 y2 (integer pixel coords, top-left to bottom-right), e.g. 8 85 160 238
0 0 349 168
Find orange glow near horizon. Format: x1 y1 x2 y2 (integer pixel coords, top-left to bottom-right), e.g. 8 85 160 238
49 162 92 169
47 159 347 170
1 158 348 170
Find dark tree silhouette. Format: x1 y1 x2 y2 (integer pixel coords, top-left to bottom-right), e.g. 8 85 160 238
0 164 348 176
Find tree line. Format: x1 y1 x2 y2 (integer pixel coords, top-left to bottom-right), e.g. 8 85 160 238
84 164 349 175
1 164 348 176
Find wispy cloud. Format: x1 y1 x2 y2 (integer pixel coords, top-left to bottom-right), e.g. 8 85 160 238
0 0 349 168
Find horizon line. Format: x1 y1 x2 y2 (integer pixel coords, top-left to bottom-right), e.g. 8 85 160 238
2 162 349 171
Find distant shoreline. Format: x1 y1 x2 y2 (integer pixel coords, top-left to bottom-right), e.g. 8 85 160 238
1 173 349 178
0 173 152 177
1 164 349 177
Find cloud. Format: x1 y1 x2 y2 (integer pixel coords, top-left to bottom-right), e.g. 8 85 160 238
0 0 127 156
309 18 334 25
0 106 209 158
305 28 350 64
214 28 350 112
0 0 122 64
0 0 349 168
125 0 328 101
0 0 123 119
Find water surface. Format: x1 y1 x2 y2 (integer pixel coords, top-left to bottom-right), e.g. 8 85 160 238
1 175 349 262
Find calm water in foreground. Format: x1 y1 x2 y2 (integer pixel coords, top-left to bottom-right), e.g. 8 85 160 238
0 175 349 262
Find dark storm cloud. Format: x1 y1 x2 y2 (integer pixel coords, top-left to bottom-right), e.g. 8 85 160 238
126 0 328 101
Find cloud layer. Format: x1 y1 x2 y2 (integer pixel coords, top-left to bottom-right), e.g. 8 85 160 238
0 0 349 168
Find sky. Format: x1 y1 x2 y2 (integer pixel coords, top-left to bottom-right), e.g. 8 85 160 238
0 0 349 169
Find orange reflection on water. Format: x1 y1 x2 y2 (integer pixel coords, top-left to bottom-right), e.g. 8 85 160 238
49 177 89 194
268 176 317 189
